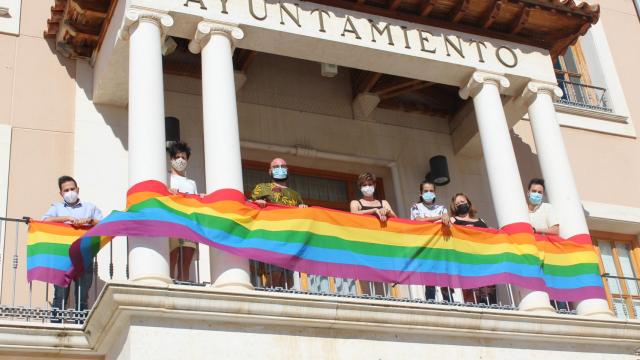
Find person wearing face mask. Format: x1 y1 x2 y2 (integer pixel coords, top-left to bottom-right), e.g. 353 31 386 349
43 175 103 321
410 180 451 301
250 158 307 289
449 193 488 228
448 193 496 304
250 158 307 208
350 172 397 221
410 180 450 225
347 172 397 296
526 178 559 235
167 141 199 281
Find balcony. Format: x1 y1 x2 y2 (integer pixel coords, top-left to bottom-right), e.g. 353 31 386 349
555 79 612 113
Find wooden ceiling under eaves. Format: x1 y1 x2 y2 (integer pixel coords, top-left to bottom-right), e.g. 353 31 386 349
45 0 599 119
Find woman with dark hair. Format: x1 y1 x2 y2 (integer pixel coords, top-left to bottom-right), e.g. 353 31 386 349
449 193 488 228
167 141 198 281
410 180 451 301
449 193 495 304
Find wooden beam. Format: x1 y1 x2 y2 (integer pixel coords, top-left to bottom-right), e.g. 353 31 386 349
379 81 434 99
419 0 434 17
450 0 470 23
480 0 503 29
355 72 383 94
375 79 422 97
389 0 403 10
510 6 531 35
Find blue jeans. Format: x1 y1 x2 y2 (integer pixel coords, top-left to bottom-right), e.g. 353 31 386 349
52 268 93 311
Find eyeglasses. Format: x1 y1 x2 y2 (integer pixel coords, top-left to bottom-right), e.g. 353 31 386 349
271 165 288 169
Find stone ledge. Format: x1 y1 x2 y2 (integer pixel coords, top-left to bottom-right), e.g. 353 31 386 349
0 282 639 358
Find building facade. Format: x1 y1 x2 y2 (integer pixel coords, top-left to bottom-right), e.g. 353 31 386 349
0 0 639 358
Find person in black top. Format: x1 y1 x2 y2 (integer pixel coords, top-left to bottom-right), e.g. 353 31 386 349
350 172 397 221
448 193 496 304
449 193 488 228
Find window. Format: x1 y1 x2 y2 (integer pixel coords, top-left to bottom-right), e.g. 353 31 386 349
593 232 640 319
554 43 611 112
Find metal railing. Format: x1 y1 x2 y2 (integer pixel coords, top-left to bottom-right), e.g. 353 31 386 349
249 260 575 313
556 79 612 113
0 216 577 325
0 217 99 324
601 274 640 319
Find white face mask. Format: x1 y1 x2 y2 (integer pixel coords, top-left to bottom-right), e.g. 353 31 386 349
360 185 375 197
63 191 79 204
171 158 188 172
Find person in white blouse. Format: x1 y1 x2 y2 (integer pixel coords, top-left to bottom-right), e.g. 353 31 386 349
167 141 198 281
409 180 451 301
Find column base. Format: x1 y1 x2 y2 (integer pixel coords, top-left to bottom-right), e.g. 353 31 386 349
130 274 173 286
576 299 615 318
517 290 556 314
210 280 254 291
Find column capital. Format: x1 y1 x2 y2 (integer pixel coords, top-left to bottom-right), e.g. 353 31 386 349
459 71 510 100
188 21 245 54
118 7 174 41
520 81 564 106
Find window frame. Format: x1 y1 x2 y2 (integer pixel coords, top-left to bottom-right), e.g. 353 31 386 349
592 230 640 319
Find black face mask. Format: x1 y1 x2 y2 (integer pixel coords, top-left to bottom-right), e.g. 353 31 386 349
455 203 470 216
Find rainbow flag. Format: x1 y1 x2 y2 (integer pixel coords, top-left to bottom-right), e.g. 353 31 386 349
27 221 92 286
65 180 605 301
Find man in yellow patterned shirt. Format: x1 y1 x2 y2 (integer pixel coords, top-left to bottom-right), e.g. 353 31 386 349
250 158 307 208
249 158 307 289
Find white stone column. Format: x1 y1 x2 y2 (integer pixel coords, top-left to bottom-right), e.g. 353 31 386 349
189 22 253 290
524 81 613 317
120 9 173 285
459 71 554 313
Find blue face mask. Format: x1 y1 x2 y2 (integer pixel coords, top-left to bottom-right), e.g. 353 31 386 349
422 192 436 203
529 192 543 205
272 167 288 180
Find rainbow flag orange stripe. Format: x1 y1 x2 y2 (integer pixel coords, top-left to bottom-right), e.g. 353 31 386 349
60 180 606 301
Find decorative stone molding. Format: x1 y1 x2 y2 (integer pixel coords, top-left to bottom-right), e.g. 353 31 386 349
459 71 510 100
118 7 174 41
188 21 244 54
520 81 564 106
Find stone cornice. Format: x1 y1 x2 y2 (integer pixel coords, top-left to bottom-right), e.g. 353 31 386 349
118 7 174 41
459 71 510 100
188 21 244 54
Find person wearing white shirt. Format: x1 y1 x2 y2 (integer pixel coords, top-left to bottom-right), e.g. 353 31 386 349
167 141 198 281
409 180 451 302
526 178 559 235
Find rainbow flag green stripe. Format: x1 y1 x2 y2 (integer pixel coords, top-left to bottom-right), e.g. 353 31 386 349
62 180 605 301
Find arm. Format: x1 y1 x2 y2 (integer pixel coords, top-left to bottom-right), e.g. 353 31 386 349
250 185 268 208
538 224 559 235
381 200 397 218
42 205 72 223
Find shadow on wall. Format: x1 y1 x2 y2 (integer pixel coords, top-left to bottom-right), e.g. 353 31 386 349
76 65 128 151
510 129 542 191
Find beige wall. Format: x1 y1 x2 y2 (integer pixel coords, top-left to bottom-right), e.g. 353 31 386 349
0 0 77 307
512 0 640 208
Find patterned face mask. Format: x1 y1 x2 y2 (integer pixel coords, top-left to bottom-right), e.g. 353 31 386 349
171 158 188 172
272 167 288 180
